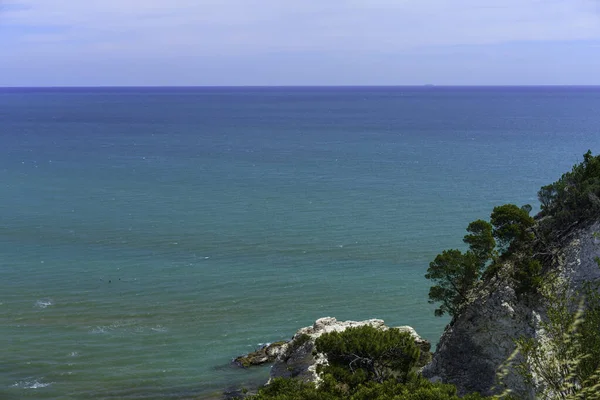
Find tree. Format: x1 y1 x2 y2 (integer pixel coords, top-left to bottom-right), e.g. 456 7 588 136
314 326 420 385
425 249 479 317
250 375 493 400
463 219 496 268
490 204 535 253
537 151 600 233
538 184 556 211
513 259 543 296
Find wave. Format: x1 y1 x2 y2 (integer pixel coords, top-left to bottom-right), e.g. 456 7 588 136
35 299 53 309
90 321 168 335
11 379 52 389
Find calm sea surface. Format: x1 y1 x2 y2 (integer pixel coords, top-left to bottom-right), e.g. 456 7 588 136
1 87 599 399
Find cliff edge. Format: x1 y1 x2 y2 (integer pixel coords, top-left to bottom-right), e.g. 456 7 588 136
422 221 600 398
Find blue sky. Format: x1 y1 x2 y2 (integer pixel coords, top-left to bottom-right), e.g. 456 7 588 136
1 0 600 86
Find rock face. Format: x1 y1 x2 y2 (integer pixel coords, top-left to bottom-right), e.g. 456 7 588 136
422 221 600 398
233 341 288 368
269 317 430 384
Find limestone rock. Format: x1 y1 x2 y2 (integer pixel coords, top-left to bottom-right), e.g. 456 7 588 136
396 325 432 367
269 317 430 384
422 221 600 398
233 341 288 368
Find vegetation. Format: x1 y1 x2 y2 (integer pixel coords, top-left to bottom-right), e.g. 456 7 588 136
490 204 534 254
282 333 311 360
248 326 493 400
425 207 535 317
426 151 600 315
463 219 496 268
246 151 600 400
425 249 479 317
538 150 600 235
507 281 600 400
249 376 492 400
314 325 420 385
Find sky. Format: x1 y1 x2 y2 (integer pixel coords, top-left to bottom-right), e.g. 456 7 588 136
1 0 600 86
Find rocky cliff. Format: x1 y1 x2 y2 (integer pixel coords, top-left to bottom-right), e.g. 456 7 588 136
269 317 431 384
422 221 600 398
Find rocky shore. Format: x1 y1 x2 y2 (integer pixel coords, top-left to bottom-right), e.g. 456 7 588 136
232 221 600 399
233 317 431 387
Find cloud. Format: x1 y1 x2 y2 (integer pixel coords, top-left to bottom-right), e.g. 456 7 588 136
1 0 599 85
3 0 600 54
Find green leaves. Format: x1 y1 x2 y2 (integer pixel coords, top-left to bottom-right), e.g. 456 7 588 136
425 249 479 317
513 259 542 296
538 150 600 233
464 220 496 268
250 326 495 399
490 204 534 253
250 375 493 400
426 203 539 317
511 283 600 400
315 326 420 385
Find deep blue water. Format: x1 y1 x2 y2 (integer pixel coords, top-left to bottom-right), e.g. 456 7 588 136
1 86 599 399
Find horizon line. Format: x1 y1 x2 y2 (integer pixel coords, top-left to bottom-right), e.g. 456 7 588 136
2 84 600 90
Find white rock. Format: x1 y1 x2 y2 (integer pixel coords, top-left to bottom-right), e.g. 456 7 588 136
269 317 429 385
423 221 600 398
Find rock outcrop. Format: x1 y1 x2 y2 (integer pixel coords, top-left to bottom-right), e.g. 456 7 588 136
269 317 430 384
233 341 288 368
422 221 600 398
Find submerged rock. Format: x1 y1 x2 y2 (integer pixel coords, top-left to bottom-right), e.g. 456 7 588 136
233 341 288 368
269 317 430 384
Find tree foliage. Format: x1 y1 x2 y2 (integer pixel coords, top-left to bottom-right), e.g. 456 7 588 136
314 325 420 385
490 204 535 253
512 259 543 296
249 374 493 400
463 219 496 268
248 325 493 399
538 150 600 234
425 250 479 317
425 201 542 317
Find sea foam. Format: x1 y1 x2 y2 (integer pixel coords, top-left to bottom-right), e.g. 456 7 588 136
12 379 52 389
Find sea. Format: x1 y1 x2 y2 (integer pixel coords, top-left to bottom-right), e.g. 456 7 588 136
1 86 599 399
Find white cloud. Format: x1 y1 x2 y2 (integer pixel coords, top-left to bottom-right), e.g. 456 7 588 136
1 0 599 85
2 0 600 56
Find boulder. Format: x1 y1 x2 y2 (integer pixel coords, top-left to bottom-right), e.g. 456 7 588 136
233 341 288 368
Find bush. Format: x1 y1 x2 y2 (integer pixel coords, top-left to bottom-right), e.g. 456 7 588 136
510 281 600 399
249 376 494 400
538 150 600 234
314 325 420 386
513 259 543 296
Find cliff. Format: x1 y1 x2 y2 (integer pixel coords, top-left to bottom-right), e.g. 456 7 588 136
422 221 600 398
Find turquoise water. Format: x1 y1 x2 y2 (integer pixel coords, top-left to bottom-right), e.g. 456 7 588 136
1 87 599 399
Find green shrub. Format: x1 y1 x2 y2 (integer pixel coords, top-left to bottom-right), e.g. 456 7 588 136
510 282 600 399
248 376 494 400
513 259 543 296
315 325 420 386
538 150 600 234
